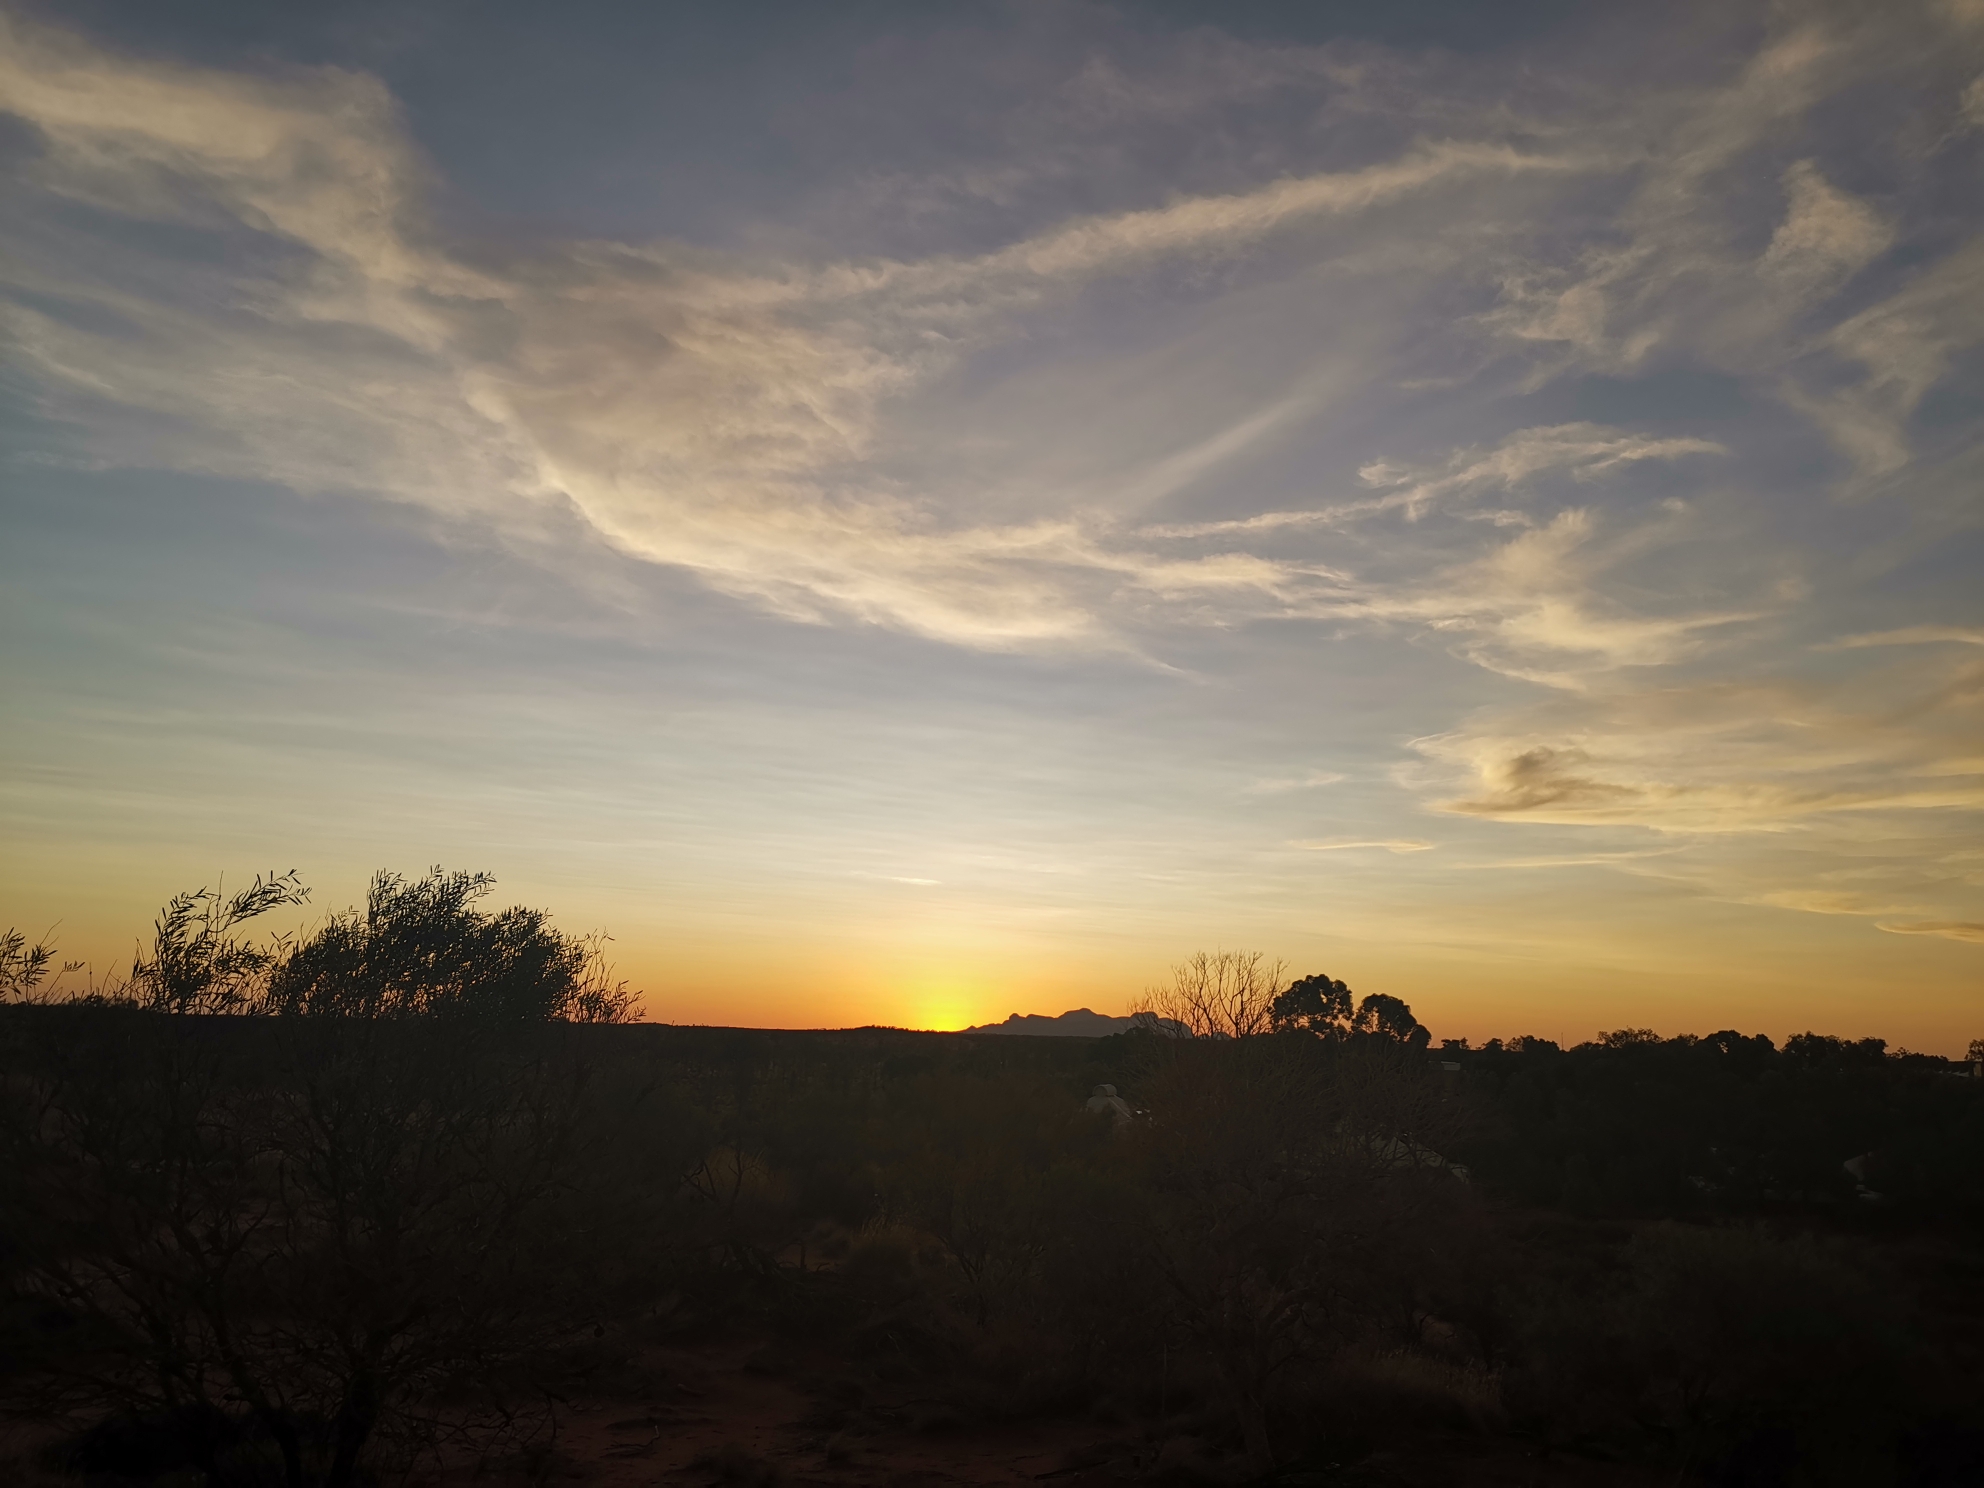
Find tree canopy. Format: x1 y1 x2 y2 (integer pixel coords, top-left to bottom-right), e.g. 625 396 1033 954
265 868 632 1022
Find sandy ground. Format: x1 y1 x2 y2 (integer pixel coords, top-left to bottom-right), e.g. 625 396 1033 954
0 1339 1680 1487
456 1339 1679 1488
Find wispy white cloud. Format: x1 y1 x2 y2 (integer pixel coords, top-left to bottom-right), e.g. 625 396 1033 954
1357 425 1727 514
1829 625 1984 648
1417 655 1984 833
1220 501 1764 691
3 5 1973 661
1143 422 1723 538
1799 237 1984 480
1481 25 1847 374
1758 159 1893 300
1399 625 1984 941
1245 771 1347 795
1293 839 1434 853
1879 919 1984 943
1473 11 1984 491
0 10 1598 651
1964 73 1984 128
956 139 1582 284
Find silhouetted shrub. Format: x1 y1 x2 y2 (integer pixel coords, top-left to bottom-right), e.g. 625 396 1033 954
1 1012 666 1487
4 962 1982 1487
266 868 630 1021
1503 1221 1913 1480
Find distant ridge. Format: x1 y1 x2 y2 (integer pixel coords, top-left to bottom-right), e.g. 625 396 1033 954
963 1008 1136 1037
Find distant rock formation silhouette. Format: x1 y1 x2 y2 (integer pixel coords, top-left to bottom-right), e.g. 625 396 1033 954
963 1008 1137 1037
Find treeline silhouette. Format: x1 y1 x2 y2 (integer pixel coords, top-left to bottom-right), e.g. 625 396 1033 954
3 880 1982 1487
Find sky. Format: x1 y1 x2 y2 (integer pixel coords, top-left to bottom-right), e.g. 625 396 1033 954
2 0 1981 1048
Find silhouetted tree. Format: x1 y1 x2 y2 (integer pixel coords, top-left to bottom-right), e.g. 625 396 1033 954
1132 950 1285 1040
129 872 310 1014
1354 992 1431 1051
1270 976 1432 1052
3 1012 650 1487
1270 972 1353 1036
0 927 57 1002
265 868 631 1022
1596 1027 1662 1049
1117 1033 1470 1471
1782 1032 1888 1066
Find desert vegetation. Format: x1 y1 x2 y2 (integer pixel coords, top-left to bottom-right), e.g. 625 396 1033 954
3 888 1982 1486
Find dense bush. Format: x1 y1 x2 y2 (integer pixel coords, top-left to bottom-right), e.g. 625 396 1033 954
1450 1028 1984 1220
0 1013 667 1487
265 870 631 1022
3 913 1981 1485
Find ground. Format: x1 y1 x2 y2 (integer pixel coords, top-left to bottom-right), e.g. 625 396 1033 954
447 1339 1681 1488
0 1338 1685 1487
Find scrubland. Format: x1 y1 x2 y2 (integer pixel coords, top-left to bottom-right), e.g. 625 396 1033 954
2 883 1982 1487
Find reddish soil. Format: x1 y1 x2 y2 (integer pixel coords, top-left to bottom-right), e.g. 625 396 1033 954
455 1340 1680 1488
0 1341 1678 1487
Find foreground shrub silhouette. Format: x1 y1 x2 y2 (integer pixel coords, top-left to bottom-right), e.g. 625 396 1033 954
0 927 58 1003
1497 1221 1917 1483
1094 1032 1471 1471
3 922 1981 1485
266 868 631 1022
130 872 312 1015
0 869 651 1486
1622 1224 1906 1474
1 1013 650 1488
